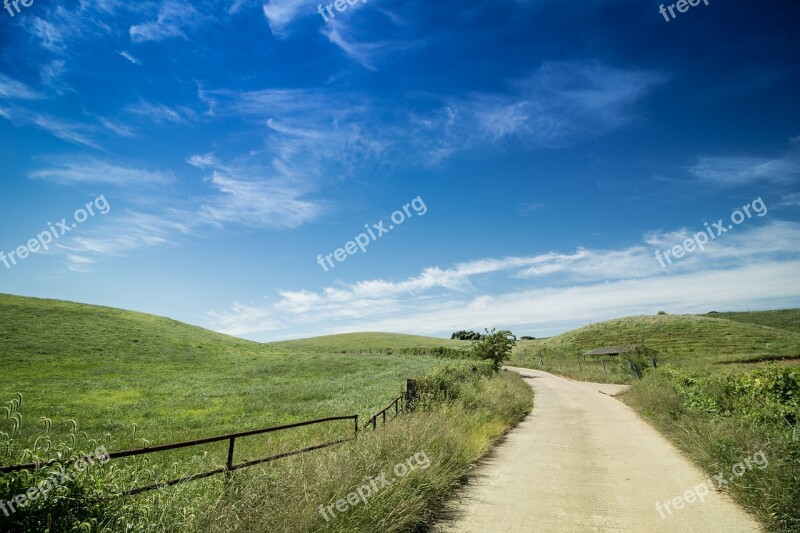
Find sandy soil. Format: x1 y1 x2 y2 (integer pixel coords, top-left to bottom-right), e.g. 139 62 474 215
431 367 762 533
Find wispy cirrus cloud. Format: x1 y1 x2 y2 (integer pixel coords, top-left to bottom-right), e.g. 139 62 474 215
321 21 424 70
0 74 45 100
409 61 665 163
118 50 140 65
31 115 103 149
690 137 800 186
126 100 198 125
187 152 218 169
30 159 172 186
129 0 208 43
262 0 309 36
199 169 322 229
691 156 799 186
26 154 324 272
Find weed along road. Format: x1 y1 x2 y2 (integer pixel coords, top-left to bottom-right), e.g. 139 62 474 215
433 367 762 533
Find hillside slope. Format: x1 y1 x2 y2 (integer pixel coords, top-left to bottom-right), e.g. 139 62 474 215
0 294 444 449
702 309 800 334
513 313 800 362
268 332 471 352
0 293 264 362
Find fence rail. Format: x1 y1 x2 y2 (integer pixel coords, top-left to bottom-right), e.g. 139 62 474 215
368 396 403 430
1 380 419 495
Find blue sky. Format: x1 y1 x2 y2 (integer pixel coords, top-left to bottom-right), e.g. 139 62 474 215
1 0 799 341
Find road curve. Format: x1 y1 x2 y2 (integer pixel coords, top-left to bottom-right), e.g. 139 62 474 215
432 367 762 533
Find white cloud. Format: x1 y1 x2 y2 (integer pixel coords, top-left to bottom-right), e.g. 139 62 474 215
126 100 197 125
207 220 800 340
118 50 140 64
691 156 798 186
0 74 44 100
187 153 217 169
30 159 172 185
31 115 102 149
200 171 321 229
129 0 207 43
778 193 800 208
262 0 309 35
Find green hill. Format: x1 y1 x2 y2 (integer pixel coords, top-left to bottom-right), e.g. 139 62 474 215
268 332 471 353
511 313 800 366
0 294 444 451
702 309 800 335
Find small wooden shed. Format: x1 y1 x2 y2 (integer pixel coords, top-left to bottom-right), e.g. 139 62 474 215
582 345 639 361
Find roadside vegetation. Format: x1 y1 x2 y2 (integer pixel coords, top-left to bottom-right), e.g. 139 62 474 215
622 365 800 532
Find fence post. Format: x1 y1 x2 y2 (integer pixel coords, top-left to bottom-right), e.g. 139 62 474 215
226 437 235 479
355 415 359 439
406 379 417 412
372 416 377 430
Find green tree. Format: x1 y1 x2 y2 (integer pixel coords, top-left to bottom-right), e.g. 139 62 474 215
451 330 484 340
471 328 516 371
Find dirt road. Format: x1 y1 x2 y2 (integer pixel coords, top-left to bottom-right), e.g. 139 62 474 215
432 367 762 533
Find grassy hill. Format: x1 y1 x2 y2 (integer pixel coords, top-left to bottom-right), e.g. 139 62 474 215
0 294 445 452
702 309 800 334
514 313 800 360
509 312 800 382
0 294 533 532
269 332 470 353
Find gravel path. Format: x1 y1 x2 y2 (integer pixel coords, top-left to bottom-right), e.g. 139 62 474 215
432 367 762 532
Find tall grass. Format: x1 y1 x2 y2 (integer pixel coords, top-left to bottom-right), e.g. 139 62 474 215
1 363 533 532
621 365 800 532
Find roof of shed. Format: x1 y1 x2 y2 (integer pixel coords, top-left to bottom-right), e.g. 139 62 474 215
583 345 639 356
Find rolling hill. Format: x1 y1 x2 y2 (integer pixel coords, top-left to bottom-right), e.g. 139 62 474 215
510 313 800 370
0 293 445 450
268 332 470 353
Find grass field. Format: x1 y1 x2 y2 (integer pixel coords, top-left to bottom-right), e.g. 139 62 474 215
0 294 454 450
0 293 534 531
3 292 798 531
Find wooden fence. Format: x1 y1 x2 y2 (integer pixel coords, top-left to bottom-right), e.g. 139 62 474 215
0 380 418 495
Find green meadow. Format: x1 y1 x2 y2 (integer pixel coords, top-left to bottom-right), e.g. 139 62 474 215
0 293 533 531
